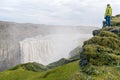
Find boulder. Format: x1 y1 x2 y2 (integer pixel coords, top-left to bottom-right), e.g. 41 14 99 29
92 30 99 36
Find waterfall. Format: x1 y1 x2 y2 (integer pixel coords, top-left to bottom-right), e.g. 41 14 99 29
20 34 92 65
20 39 55 65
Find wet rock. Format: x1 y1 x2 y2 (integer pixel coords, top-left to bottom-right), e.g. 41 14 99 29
92 30 99 36
109 28 119 34
79 48 89 67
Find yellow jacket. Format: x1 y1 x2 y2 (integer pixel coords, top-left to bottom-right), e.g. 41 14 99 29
104 6 112 17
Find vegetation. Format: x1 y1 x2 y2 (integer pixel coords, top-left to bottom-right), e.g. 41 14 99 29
9 62 48 72
0 61 80 80
111 14 120 26
82 27 120 66
71 66 120 80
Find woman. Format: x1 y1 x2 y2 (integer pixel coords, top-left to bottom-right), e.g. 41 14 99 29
104 4 112 27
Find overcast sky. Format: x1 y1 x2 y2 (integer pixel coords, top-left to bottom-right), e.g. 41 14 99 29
0 0 120 27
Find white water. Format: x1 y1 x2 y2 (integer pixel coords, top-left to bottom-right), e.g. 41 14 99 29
20 34 92 65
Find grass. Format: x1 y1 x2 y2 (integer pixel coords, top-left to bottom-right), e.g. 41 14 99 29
9 62 48 72
1 60 120 80
0 61 80 80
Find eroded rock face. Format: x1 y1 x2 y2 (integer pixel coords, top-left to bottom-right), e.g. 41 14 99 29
0 43 20 71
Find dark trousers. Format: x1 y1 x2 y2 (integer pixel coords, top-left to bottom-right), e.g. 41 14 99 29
105 16 111 26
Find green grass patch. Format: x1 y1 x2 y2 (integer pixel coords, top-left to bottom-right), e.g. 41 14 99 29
0 61 80 80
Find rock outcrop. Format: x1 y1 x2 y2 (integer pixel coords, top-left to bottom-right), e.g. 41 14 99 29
80 27 120 67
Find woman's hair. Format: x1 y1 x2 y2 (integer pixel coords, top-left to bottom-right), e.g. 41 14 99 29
107 4 110 6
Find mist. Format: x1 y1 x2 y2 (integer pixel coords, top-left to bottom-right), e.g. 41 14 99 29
20 33 92 65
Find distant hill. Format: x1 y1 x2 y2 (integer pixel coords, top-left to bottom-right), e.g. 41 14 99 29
9 62 48 72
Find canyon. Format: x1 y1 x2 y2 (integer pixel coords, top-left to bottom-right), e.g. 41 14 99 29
0 21 98 71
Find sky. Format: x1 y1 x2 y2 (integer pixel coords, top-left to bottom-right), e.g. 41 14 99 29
0 0 120 27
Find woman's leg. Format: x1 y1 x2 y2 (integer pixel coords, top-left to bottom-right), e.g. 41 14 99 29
108 16 111 26
106 16 109 26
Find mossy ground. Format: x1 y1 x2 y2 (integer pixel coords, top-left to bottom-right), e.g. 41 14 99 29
111 14 120 26
82 27 120 66
92 66 120 80
71 66 120 80
78 24 120 80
